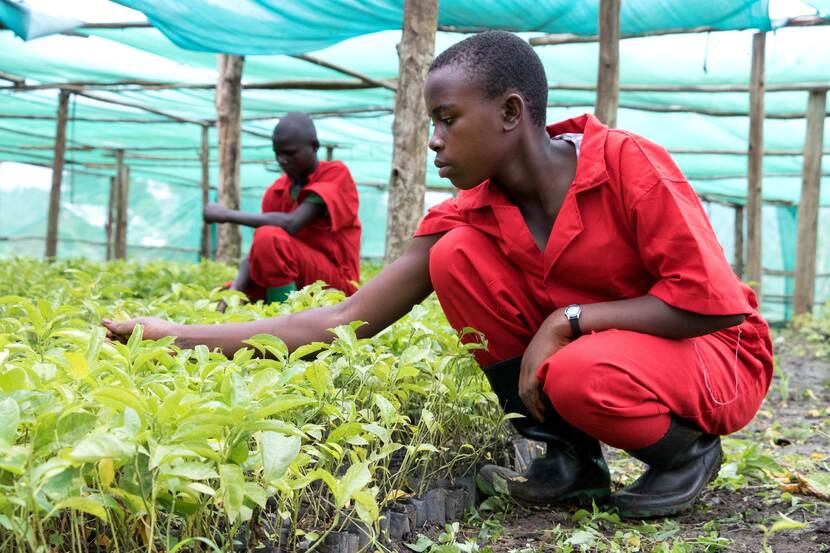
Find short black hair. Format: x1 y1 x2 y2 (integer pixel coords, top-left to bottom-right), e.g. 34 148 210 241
429 31 548 127
272 112 318 146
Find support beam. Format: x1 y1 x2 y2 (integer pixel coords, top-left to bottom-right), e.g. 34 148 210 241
594 0 621 128
384 0 438 263
793 89 827 316
734 205 744 278
1 79 384 93
325 144 334 161
548 82 830 93
79 22 152 29
529 15 830 46
9 80 830 95
200 125 212 261
745 32 766 296
667 148 830 156
291 54 397 91
45 90 70 258
73 90 207 125
0 71 25 86
114 150 130 259
215 54 245 264
546 101 829 120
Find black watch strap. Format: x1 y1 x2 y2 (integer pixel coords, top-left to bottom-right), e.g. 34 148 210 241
564 304 582 339
568 317 582 339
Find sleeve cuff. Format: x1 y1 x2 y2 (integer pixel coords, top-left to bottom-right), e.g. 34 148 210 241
648 280 754 316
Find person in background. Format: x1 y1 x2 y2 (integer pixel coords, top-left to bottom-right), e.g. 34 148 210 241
204 112 361 304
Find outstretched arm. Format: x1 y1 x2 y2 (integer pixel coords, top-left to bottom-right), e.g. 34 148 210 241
103 235 440 355
204 201 325 234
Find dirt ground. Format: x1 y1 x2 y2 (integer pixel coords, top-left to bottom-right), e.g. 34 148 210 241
394 333 830 552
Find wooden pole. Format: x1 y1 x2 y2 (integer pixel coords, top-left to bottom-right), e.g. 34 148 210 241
325 145 334 161
745 32 766 295
384 0 438 263
45 90 70 258
114 150 130 259
594 0 621 128
733 205 744 278
106 175 116 260
200 124 212 261
215 54 245 264
792 89 827 315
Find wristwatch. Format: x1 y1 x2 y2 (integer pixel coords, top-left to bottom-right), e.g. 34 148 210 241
563 304 582 339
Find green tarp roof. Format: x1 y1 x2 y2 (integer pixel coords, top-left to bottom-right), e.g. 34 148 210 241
1 23 827 204
112 0 772 55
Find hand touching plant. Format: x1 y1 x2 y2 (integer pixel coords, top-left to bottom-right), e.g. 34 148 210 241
102 317 179 343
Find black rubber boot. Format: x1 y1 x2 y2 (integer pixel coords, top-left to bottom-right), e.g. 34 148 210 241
612 417 723 518
476 356 611 505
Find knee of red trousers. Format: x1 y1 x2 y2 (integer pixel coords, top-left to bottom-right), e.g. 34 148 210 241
429 226 486 295
430 227 493 363
248 226 297 287
429 227 535 366
539 332 671 450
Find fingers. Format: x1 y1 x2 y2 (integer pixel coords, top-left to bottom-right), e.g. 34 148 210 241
101 319 133 343
520 387 547 423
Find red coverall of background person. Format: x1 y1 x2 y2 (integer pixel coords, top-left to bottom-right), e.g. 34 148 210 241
246 160 362 299
415 113 773 451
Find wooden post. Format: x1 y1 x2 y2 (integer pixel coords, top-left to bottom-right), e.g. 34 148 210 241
199 124 212 260
733 204 744 278
215 54 244 264
325 144 334 161
45 89 70 258
594 0 621 128
792 89 827 315
114 150 130 259
384 0 438 263
745 32 766 295
105 175 116 260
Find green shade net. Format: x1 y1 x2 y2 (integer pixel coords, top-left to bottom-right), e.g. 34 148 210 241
113 0 771 55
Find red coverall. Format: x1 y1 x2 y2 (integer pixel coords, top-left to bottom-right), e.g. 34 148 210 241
415 114 773 450
247 160 362 297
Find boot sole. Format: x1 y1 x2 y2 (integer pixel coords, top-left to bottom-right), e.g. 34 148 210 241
476 474 610 506
615 447 723 519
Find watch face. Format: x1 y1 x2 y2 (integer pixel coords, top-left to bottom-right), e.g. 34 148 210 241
565 304 580 318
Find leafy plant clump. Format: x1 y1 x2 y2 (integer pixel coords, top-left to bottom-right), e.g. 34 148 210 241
791 302 830 359
0 258 509 552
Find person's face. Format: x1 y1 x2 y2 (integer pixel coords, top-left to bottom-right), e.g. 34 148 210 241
273 131 317 179
424 65 510 190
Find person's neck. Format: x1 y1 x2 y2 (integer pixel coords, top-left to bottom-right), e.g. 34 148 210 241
291 159 320 187
494 126 572 216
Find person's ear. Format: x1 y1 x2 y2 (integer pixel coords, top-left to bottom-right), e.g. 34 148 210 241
311 139 320 151
502 93 524 132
